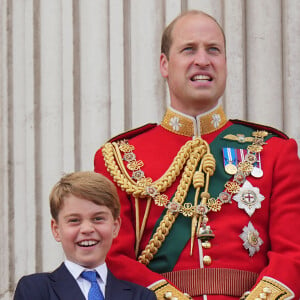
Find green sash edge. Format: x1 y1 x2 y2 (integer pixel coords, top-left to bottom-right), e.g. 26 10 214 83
147 123 275 273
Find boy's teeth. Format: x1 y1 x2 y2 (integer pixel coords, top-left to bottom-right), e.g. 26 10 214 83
78 240 97 246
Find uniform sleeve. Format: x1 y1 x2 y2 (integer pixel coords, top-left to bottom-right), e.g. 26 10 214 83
247 138 300 299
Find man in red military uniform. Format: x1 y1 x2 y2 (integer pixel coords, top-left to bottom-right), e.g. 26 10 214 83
94 10 300 299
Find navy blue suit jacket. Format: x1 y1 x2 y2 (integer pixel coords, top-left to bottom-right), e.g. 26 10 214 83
14 263 156 300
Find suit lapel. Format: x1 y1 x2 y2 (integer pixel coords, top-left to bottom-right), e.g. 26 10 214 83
105 270 133 300
49 263 85 300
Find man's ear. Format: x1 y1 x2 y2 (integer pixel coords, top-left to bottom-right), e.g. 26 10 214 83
160 53 169 79
113 216 121 239
51 218 61 242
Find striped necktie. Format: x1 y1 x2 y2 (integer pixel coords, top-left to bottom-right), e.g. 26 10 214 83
81 271 104 300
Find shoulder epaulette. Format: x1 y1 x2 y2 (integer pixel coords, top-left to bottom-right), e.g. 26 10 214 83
108 123 157 143
230 119 289 139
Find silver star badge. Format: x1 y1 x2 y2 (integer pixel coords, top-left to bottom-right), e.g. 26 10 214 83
233 180 265 217
240 221 263 256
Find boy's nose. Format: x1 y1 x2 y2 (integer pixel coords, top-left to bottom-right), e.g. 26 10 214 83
80 221 94 233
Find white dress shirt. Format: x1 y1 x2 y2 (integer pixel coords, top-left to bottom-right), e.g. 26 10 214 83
64 260 108 299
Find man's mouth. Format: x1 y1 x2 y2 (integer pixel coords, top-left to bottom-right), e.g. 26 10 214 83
77 240 99 247
191 74 212 82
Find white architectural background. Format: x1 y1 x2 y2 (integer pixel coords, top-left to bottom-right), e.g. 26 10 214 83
1 0 300 299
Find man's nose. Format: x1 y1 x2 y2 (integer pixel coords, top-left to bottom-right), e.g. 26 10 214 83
194 50 210 67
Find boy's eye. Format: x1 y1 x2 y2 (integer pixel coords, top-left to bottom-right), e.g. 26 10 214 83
182 46 193 52
94 216 104 222
68 218 79 223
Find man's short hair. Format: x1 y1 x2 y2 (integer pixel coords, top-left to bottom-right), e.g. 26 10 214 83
161 10 226 59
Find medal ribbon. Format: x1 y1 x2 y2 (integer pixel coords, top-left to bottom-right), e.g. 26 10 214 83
255 152 262 169
237 149 261 169
236 149 246 164
223 147 237 168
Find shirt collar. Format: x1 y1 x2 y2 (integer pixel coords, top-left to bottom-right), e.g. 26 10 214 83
161 103 227 137
64 259 108 285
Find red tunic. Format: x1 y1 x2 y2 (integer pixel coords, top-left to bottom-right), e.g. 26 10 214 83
94 106 300 299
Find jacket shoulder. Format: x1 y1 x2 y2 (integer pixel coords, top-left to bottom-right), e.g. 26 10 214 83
18 272 50 282
14 272 51 298
108 123 157 143
230 119 289 139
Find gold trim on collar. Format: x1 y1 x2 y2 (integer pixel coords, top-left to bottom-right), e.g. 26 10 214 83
161 105 227 137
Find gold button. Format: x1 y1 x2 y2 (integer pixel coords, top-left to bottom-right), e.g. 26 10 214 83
259 293 267 299
164 292 172 299
202 241 211 249
263 287 272 294
203 255 212 265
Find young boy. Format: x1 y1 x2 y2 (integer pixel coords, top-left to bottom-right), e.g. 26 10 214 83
14 171 157 300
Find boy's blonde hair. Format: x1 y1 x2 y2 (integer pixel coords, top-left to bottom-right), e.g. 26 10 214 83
49 171 120 221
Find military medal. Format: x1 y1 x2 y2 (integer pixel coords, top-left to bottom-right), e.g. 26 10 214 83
225 163 238 175
223 148 238 175
251 167 263 178
237 149 263 178
233 180 265 217
251 152 263 178
240 221 263 256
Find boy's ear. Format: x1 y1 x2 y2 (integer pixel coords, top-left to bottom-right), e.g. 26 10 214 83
113 216 121 239
51 218 61 242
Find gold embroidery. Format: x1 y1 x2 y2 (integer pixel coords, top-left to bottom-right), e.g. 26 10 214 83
223 134 254 143
161 105 227 137
102 130 268 264
149 280 192 300
244 276 294 299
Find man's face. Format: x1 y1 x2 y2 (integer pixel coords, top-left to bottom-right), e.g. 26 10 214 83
51 195 120 269
160 13 227 115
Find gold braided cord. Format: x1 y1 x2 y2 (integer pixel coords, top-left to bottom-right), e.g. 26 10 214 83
138 142 208 265
102 137 213 264
190 145 216 255
102 142 142 196
102 131 269 266
138 211 177 265
102 138 207 198
134 197 140 257
135 197 152 257
140 198 152 241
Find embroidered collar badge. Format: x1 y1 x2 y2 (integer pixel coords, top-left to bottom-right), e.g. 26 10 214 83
240 221 263 256
233 180 265 217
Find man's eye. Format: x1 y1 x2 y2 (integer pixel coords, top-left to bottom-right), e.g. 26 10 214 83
208 47 220 53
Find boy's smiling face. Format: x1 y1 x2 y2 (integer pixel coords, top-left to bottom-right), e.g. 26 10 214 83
51 194 121 269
